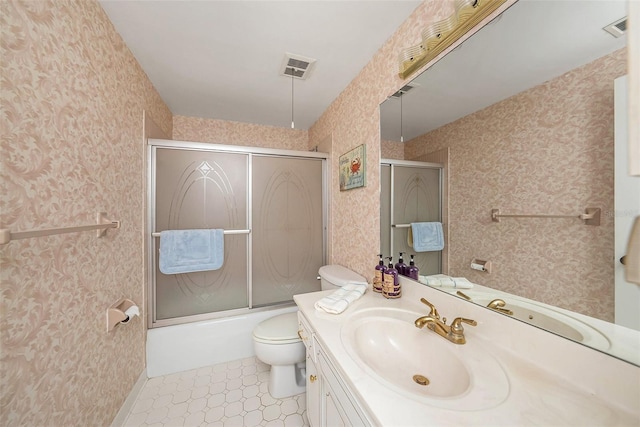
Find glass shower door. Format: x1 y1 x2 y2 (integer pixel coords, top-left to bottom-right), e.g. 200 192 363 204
154 148 249 320
251 156 324 306
381 163 442 276
393 165 441 275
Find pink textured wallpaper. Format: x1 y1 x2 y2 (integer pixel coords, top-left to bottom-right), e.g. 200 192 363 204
308 0 458 280
1 0 172 425
381 139 405 160
405 48 626 320
173 115 308 151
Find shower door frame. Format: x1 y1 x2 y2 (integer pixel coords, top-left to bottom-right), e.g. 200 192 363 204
147 139 328 328
380 158 445 275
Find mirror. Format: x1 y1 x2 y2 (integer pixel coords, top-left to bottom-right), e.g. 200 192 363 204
380 0 639 365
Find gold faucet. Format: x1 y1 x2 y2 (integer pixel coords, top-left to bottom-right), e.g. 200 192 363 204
487 298 514 316
414 298 477 344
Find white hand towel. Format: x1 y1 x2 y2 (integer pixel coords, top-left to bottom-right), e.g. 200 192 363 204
314 282 368 314
419 276 474 289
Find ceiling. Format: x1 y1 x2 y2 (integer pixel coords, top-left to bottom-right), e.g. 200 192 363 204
99 0 422 130
380 0 628 142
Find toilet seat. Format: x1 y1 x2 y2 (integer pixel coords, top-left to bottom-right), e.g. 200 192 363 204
253 312 301 344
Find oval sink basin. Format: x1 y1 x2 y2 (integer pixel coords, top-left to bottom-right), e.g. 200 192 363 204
452 292 610 351
341 307 509 411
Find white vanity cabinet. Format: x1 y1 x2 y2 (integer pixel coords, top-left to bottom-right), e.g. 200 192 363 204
298 312 370 427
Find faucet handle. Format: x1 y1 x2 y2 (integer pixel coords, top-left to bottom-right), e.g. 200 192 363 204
450 317 477 333
420 298 440 319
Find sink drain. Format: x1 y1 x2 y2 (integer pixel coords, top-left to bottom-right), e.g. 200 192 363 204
413 374 430 386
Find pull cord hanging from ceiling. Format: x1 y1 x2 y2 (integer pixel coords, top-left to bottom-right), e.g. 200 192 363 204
291 71 295 129
400 92 404 143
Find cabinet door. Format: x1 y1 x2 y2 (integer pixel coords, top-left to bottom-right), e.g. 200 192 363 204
306 352 321 427
318 351 367 426
324 387 347 427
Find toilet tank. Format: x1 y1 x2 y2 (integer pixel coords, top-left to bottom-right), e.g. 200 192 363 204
318 265 367 290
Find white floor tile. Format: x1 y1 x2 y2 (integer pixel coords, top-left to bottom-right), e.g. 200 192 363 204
120 356 309 427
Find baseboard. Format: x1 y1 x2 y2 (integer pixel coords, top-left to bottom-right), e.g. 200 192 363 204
110 369 147 427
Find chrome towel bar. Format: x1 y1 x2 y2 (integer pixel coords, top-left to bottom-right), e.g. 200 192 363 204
491 207 600 226
0 212 120 245
151 229 251 237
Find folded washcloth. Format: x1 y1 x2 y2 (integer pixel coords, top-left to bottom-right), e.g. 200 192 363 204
408 222 444 252
419 275 474 289
314 282 368 314
159 229 224 274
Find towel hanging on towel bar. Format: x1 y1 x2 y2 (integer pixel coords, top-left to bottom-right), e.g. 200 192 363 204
158 229 225 274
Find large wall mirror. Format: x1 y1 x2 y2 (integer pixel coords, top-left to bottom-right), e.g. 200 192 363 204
380 0 639 366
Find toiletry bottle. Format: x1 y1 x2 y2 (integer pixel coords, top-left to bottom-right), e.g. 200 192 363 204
383 257 401 299
407 254 419 280
373 254 385 293
395 252 407 276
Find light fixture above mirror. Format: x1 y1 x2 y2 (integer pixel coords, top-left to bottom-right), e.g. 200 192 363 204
398 0 508 79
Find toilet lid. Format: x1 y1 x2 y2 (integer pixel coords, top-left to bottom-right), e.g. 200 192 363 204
318 264 367 287
253 312 300 342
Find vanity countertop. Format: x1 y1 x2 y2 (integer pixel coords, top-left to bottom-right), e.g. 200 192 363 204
294 277 640 426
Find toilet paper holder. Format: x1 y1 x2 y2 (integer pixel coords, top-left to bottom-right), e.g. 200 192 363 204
107 298 138 332
470 259 491 273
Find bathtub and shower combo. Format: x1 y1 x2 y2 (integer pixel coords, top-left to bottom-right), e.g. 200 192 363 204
145 139 328 376
145 139 443 377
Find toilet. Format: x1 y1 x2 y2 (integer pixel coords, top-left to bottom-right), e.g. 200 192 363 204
252 264 367 398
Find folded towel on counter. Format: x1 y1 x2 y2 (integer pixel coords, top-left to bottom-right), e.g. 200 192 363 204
419 275 474 289
159 229 224 274
314 281 368 314
408 222 444 252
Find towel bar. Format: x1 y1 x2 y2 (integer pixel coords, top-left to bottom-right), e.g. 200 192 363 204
491 208 600 226
0 212 120 245
151 229 250 237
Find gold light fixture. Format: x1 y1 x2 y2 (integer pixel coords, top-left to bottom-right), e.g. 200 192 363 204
398 0 509 80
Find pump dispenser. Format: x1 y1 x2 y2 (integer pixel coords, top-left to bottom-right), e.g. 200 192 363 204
407 254 419 280
395 252 407 276
373 254 385 293
383 257 401 299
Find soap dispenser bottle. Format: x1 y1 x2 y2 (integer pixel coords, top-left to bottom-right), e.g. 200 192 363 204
383 257 401 299
407 254 419 280
373 254 385 293
395 252 407 276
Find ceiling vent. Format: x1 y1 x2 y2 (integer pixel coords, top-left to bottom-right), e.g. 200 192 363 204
603 17 627 38
280 53 316 80
391 84 417 98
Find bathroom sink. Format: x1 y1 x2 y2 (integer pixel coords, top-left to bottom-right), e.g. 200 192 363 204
341 307 509 411
451 292 611 351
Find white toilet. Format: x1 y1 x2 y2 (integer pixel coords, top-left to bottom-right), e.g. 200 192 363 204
252 264 367 398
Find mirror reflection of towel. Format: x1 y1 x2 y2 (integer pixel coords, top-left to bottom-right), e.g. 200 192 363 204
408 222 444 252
159 229 224 274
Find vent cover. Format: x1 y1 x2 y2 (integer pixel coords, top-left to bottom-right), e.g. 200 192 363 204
391 84 416 98
603 17 627 38
280 53 316 80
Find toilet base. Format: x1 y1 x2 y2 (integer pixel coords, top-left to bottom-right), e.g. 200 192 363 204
268 362 306 398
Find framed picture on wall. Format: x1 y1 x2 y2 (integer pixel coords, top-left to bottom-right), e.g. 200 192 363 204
339 144 366 191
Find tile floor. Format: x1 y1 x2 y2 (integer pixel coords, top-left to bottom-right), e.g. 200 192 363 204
122 356 308 427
